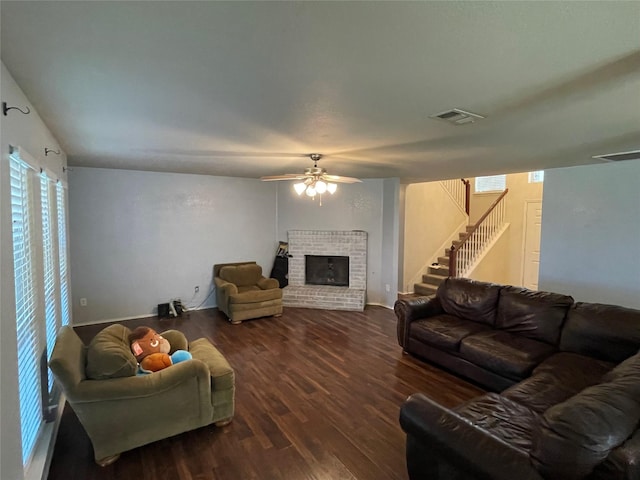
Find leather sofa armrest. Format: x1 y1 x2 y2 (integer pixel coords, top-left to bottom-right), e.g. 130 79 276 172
257 277 279 290
394 296 443 348
70 359 212 404
400 393 544 480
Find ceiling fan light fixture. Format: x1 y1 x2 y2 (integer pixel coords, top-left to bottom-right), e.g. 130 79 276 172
261 153 358 203
315 180 327 194
293 182 306 195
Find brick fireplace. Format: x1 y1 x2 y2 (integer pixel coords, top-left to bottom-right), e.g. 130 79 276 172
283 230 367 311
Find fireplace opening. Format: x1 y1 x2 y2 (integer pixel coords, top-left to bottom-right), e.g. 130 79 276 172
305 255 349 287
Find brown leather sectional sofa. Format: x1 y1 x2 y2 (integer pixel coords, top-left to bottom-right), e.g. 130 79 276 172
395 277 640 480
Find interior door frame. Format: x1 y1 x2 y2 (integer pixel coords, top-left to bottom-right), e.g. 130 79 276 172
521 199 543 288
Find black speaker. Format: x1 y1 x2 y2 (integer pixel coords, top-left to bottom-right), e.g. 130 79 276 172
157 303 170 317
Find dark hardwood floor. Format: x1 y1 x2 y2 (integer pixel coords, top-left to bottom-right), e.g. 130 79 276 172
48 306 484 480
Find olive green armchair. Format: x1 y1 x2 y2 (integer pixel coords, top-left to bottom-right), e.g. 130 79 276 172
214 261 283 324
49 324 234 466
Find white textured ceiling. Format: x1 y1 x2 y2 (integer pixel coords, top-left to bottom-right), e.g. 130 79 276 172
1 1 639 182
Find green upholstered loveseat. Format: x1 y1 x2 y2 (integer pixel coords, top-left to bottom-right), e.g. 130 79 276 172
49 324 234 465
214 261 283 324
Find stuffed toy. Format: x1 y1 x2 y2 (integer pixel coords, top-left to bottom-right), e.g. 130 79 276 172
128 326 192 374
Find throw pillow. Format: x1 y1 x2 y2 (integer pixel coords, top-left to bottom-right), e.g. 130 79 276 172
85 324 137 380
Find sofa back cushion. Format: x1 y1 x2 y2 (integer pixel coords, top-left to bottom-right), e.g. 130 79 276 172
496 287 573 345
220 264 262 287
85 324 137 380
604 350 640 382
530 372 640 479
560 302 640 363
437 277 501 326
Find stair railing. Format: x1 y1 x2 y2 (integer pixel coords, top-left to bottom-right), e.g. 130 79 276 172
449 188 509 277
441 178 470 215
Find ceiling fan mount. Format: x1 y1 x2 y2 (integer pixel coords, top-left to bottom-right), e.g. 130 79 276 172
260 153 361 203
260 153 361 185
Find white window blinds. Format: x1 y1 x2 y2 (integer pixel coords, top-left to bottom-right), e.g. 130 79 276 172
475 175 506 193
10 153 43 467
57 183 70 326
529 170 545 183
41 173 60 392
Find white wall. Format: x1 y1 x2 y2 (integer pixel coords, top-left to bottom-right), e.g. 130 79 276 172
469 172 543 286
381 178 401 306
1 62 68 480
276 179 393 306
468 225 511 284
539 161 640 309
68 167 277 324
403 181 468 291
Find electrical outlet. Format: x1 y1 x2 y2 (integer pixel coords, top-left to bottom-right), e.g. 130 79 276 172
194 286 200 293
80 298 88 307
385 284 391 292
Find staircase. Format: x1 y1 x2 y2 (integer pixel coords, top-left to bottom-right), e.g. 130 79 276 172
413 188 509 296
413 225 475 295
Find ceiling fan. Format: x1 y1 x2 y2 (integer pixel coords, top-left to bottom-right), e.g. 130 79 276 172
260 154 361 202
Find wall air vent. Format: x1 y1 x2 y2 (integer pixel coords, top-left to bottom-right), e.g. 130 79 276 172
592 150 640 162
430 108 485 126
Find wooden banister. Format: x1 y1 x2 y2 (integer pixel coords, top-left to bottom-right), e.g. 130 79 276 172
460 178 470 215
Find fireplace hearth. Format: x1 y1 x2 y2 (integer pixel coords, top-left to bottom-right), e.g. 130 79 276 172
305 255 349 287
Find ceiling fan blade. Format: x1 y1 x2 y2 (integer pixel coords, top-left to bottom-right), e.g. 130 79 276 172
322 174 362 184
260 174 309 181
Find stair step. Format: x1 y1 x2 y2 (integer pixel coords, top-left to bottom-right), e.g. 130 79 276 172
414 283 438 296
422 273 445 286
437 256 450 266
452 239 483 247
428 265 449 277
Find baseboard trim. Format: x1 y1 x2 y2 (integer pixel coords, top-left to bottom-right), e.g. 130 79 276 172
72 305 216 327
365 302 394 310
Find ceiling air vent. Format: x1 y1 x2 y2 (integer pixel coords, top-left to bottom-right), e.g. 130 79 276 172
592 150 640 162
430 108 485 126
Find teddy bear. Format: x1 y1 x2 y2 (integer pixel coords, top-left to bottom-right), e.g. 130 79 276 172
128 326 192 374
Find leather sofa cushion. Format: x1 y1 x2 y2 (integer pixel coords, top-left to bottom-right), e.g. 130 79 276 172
460 331 556 380
590 429 640 480
454 392 539 453
496 287 573 345
604 350 640 382
219 264 263 287
533 352 614 389
503 372 596 414
85 324 137 380
409 314 491 351
531 373 640 480
437 277 502 326
560 302 640 363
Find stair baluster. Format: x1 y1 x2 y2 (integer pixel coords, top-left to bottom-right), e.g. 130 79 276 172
449 189 509 277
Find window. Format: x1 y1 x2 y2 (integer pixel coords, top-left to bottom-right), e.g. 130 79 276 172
57 183 70 326
42 173 59 392
10 152 43 467
475 175 506 193
9 147 72 469
529 170 544 183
